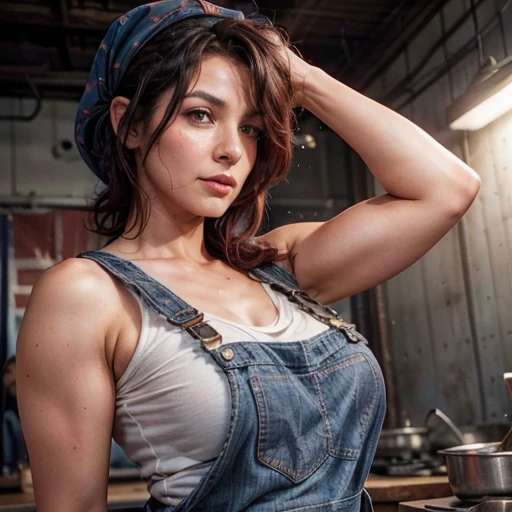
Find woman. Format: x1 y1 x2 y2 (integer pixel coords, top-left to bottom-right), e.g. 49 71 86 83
16 1 481 511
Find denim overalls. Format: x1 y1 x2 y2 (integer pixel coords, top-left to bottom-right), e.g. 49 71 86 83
78 251 386 512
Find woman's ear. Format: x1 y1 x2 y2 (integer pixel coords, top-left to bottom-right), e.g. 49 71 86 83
110 96 141 149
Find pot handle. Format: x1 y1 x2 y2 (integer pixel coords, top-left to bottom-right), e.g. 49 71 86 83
425 408 465 445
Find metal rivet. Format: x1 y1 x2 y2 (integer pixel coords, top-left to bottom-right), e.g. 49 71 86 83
221 348 235 361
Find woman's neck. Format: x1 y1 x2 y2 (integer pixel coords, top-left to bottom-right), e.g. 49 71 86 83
108 204 212 263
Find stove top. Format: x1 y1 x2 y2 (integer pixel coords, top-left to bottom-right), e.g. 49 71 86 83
400 496 512 512
371 454 446 477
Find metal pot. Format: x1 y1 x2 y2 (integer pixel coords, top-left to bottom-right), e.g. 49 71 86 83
460 424 511 445
376 427 430 460
429 423 511 452
439 442 512 500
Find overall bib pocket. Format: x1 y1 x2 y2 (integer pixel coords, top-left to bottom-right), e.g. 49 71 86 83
315 352 381 459
249 372 329 483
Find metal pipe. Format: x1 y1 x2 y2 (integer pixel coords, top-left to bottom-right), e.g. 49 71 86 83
339 0 448 91
381 0 488 106
459 130 487 422
470 0 485 66
0 195 89 209
0 75 42 121
393 3 504 113
393 10 502 112
498 0 511 56
375 284 398 428
440 6 456 102
59 0 73 70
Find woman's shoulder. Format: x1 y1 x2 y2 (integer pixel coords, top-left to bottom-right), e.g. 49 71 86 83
27 256 123 325
38 256 117 295
17 256 126 377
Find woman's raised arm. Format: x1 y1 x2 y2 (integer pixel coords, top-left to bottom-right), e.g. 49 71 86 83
17 259 118 512
261 48 481 303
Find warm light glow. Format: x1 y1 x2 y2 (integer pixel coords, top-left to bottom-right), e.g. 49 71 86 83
449 81 512 130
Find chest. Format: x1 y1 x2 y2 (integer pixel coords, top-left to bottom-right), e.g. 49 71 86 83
111 260 280 382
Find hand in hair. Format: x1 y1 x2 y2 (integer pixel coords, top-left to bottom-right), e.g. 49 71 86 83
264 30 313 107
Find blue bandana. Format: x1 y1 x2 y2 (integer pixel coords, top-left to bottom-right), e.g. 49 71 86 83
75 0 271 184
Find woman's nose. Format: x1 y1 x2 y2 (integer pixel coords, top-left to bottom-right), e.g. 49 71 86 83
213 128 243 166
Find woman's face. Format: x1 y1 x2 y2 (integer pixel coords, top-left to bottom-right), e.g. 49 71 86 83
134 55 263 221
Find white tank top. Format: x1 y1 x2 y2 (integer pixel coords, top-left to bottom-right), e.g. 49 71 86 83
113 282 329 506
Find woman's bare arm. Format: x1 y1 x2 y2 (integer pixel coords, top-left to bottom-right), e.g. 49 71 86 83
260 59 480 303
17 259 118 512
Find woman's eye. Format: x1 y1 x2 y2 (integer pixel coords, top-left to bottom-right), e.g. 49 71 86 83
241 125 263 139
186 109 211 123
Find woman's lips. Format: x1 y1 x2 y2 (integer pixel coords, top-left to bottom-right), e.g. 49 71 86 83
199 174 237 196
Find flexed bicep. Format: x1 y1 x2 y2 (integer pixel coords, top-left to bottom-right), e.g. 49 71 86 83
261 192 474 304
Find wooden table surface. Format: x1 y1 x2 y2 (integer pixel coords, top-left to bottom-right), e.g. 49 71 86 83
0 475 452 510
0 481 149 510
365 474 451 503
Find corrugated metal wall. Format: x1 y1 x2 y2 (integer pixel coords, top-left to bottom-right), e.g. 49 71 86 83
366 0 512 426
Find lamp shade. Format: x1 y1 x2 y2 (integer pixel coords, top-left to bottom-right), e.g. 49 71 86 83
447 55 512 131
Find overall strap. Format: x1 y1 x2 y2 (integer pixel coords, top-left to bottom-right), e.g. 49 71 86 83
77 251 222 349
251 263 361 343
250 263 299 290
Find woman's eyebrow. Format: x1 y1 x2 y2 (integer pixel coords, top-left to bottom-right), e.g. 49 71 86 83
184 90 261 118
184 90 225 106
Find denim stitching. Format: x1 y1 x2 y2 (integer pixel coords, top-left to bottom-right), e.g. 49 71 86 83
251 373 329 483
358 354 382 444
250 376 271 468
300 339 334 456
315 354 366 379
315 353 369 460
282 491 362 511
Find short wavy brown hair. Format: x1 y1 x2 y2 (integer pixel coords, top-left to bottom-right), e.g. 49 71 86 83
90 17 295 270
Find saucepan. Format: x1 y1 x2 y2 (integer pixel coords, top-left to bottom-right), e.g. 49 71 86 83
438 442 512 500
438 373 512 500
375 425 430 459
376 412 509 460
426 408 510 452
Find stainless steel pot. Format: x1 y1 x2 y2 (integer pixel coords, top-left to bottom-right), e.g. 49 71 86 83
459 424 511 445
376 427 429 459
439 442 512 500
429 423 511 452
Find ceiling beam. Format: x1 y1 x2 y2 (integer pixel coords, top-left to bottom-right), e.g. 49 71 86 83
338 0 449 91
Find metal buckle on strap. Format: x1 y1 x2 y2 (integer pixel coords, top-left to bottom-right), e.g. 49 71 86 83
271 283 361 343
187 322 222 349
167 308 201 327
167 312 223 349
178 312 205 329
329 317 360 343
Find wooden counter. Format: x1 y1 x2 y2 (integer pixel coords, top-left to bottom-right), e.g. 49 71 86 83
0 475 451 511
366 475 451 502
0 481 149 511
366 475 452 512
